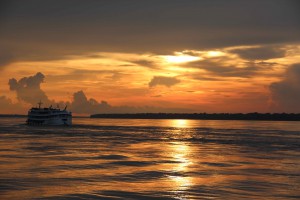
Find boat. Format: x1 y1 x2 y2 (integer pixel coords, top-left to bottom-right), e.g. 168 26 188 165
26 101 72 125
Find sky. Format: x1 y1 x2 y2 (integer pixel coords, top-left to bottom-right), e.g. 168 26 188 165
0 0 300 114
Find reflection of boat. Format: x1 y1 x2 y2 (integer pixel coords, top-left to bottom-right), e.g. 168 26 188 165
26 101 72 125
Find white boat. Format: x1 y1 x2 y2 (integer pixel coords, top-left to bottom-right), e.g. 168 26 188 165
27 101 72 125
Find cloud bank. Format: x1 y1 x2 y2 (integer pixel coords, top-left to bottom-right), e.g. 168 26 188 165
187 59 264 78
0 0 299 68
230 46 286 60
269 63 300 112
70 90 189 114
1 72 190 114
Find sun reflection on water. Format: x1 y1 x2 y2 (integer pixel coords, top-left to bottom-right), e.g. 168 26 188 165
171 119 189 128
168 141 193 191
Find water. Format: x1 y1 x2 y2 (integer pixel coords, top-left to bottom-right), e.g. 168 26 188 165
0 117 299 200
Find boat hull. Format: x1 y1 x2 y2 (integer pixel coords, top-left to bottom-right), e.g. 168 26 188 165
27 117 72 126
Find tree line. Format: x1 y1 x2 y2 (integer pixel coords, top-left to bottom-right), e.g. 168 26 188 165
90 113 300 121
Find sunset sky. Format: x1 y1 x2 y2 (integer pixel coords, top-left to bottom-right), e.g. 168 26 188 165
1 0 300 114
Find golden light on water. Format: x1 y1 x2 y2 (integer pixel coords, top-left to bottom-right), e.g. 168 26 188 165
168 142 193 190
170 119 189 128
169 176 192 188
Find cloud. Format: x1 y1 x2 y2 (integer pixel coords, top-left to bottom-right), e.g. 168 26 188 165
4 72 189 114
69 90 191 114
230 46 286 60
190 75 223 81
269 63 300 112
131 59 157 68
46 69 122 82
187 59 263 78
149 76 180 88
8 72 51 105
0 0 299 66
71 90 111 114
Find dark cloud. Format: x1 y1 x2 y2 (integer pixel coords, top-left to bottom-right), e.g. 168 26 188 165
187 60 263 78
0 1 10 23
0 0 299 66
5 72 190 114
269 63 300 112
151 95 162 98
256 61 278 66
230 46 286 60
70 90 191 114
149 76 180 88
131 59 157 68
71 90 111 114
190 75 224 82
8 72 51 105
46 69 122 82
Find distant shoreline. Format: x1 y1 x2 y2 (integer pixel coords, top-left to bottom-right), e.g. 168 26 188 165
2 113 300 121
0 114 27 118
0 115 88 118
90 113 300 121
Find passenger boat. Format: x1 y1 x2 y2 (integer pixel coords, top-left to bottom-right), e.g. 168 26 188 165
26 101 72 125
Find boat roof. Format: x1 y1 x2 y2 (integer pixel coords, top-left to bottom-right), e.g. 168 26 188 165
30 107 64 111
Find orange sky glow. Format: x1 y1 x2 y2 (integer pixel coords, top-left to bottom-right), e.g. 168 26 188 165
1 44 300 114
0 1 300 114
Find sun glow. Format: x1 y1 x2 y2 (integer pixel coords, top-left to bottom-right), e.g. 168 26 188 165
163 53 201 64
206 51 224 57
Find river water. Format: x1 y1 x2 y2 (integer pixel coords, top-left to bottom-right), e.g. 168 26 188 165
0 117 299 199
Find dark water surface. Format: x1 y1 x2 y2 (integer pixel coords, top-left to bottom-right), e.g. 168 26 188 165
0 118 299 199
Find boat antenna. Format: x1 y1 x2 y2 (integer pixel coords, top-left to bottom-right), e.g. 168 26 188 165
38 100 43 109
64 105 67 110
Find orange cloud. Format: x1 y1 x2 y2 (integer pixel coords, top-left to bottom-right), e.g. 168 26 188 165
1 44 300 114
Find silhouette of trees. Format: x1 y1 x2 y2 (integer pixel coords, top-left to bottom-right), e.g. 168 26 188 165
91 113 300 121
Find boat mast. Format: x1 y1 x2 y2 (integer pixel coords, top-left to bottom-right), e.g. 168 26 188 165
38 100 43 109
